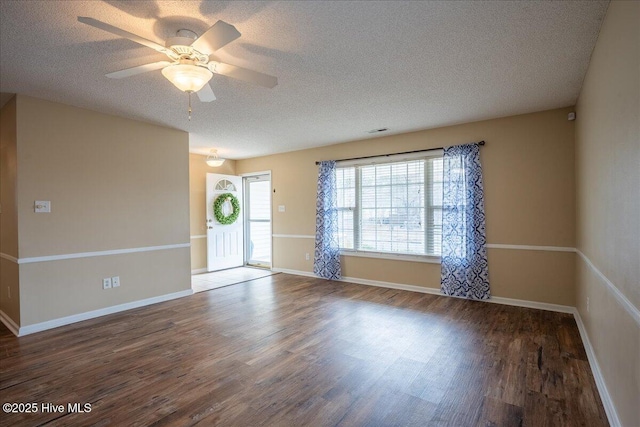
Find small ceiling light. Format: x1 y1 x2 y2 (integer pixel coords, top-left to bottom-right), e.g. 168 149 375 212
206 149 225 167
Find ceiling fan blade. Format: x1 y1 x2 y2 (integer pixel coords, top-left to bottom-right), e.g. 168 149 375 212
78 16 168 53
106 61 172 79
209 61 278 88
197 83 216 102
191 21 241 54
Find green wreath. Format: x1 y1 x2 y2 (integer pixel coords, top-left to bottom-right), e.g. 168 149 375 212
213 193 240 225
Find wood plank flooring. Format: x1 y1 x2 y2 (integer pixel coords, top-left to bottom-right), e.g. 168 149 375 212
0 274 608 426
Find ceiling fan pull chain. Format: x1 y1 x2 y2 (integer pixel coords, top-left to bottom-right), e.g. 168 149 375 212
188 92 192 121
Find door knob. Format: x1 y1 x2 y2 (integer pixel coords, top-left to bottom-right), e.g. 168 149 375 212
207 226 213 229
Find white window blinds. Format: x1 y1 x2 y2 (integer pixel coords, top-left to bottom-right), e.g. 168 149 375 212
336 155 443 257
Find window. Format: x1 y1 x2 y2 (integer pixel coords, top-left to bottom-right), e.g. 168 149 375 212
215 179 237 191
335 155 443 257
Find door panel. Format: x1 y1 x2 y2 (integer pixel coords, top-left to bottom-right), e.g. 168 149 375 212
206 173 244 271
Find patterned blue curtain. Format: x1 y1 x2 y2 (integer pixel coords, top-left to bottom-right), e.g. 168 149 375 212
440 143 490 300
314 161 341 279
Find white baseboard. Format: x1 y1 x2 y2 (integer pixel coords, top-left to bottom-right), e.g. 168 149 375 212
273 267 619 426
488 295 575 314
272 267 316 277
272 268 574 313
342 275 443 296
16 289 193 337
191 268 208 275
0 310 20 336
572 309 621 427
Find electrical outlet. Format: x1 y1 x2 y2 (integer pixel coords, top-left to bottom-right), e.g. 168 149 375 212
112 276 120 288
305 253 310 261
102 278 112 289
586 297 590 312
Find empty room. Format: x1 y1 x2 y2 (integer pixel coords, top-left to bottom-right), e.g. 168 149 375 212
0 1 638 426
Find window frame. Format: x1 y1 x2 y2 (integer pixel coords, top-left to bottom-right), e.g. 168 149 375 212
335 150 443 263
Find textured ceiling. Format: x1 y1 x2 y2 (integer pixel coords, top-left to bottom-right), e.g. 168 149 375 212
0 1 608 159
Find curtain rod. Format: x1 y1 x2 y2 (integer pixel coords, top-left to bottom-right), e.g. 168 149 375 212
314 140 485 165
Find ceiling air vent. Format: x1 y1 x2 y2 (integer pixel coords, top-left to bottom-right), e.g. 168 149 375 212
367 128 388 134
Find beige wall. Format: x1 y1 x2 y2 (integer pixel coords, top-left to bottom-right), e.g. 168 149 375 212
0 96 20 324
575 1 640 426
16 97 190 257
11 95 191 327
20 248 190 325
0 260 20 325
237 107 576 305
188 153 236 271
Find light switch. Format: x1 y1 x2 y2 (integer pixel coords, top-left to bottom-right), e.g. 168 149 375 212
278 205 285 212
35 201 51 213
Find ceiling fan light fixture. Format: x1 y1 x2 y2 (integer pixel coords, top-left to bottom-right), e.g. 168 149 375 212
206 149 226 167
161 63 213 93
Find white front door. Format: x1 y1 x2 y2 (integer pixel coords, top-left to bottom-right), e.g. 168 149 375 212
206 173 244 271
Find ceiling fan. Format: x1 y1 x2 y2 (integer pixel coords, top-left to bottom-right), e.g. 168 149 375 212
78 16 277 118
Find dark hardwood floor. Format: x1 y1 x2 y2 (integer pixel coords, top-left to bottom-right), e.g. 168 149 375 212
0 274 608 426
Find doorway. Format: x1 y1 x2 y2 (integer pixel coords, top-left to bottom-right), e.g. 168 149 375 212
243 173 272 268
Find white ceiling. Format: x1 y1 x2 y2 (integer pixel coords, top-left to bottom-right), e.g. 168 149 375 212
0 1 608 159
